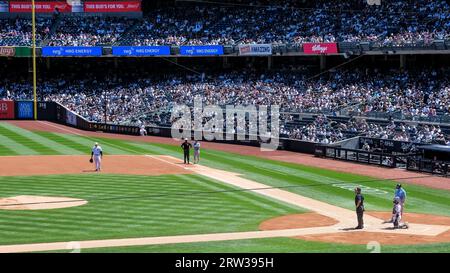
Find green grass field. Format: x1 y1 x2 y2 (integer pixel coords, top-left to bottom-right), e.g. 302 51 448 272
0 121 449 253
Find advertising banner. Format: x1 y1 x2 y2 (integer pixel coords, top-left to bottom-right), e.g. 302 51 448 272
84 1 141 12
303 43 339 54
66 110 77 126
112 46 170 56
42 47 103 57
0 47 15 57
37 101 56 121
0 1 8 12
14 47 31 57
17 101 34 119
179 45 224 56
0 100 15 119
9 1 72 13
238 44 272 56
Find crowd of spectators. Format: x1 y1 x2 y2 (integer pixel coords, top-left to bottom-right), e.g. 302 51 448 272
362 120 448 144
281 115 449 145
123 0 450 46
47 16 136 46
0 18 51 46
332 68 450 120
1 0 449 46
281 114 347 144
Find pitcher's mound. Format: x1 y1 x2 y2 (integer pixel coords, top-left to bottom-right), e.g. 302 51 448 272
0 195 87 210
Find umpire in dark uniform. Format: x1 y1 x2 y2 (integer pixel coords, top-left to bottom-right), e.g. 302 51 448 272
181 138 192 164
355 187 365 229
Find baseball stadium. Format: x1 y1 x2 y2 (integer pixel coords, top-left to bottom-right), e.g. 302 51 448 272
0 0 449 255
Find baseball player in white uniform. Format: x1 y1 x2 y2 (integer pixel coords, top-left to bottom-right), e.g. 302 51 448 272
193 140 201 164
91 142 103 172
139 125 147 136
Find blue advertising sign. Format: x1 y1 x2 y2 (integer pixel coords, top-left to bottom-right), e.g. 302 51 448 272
42 47 103 57
112 46 171 56
179 45 223 56
17 101 33 119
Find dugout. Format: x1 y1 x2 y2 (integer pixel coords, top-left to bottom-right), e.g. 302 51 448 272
419 145 450 161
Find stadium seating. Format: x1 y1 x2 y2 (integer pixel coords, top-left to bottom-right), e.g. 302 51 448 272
1 0 449 46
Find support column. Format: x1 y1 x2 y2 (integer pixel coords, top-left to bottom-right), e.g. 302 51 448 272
400 55 406 71
320 55 326 71
267 56 273 70
223 57 229 69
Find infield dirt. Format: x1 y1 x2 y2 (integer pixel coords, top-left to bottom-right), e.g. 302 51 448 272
0 155 192 176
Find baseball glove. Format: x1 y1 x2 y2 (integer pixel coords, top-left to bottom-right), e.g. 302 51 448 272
89 158 93 163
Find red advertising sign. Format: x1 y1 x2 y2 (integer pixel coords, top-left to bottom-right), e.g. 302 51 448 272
9 1 72 13
84 1 141 12
303 43 339 54
0 101 15 119
0 47 15 57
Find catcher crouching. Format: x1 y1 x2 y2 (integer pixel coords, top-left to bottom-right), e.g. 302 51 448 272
391 197 409 229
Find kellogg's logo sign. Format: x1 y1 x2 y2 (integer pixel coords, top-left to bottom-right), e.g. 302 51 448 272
303 43 338 55
0 47 15 57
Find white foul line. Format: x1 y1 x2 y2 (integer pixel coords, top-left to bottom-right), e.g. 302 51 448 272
37 121 85 137
145 155 191 170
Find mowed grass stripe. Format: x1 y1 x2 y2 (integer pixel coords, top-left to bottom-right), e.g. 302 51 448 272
0 134 33 155
92 138 156 154
126 142 176 156
0 143 17 155
32 132 91 154
0 124 59 154
0 123 80 155
50 132 131 155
